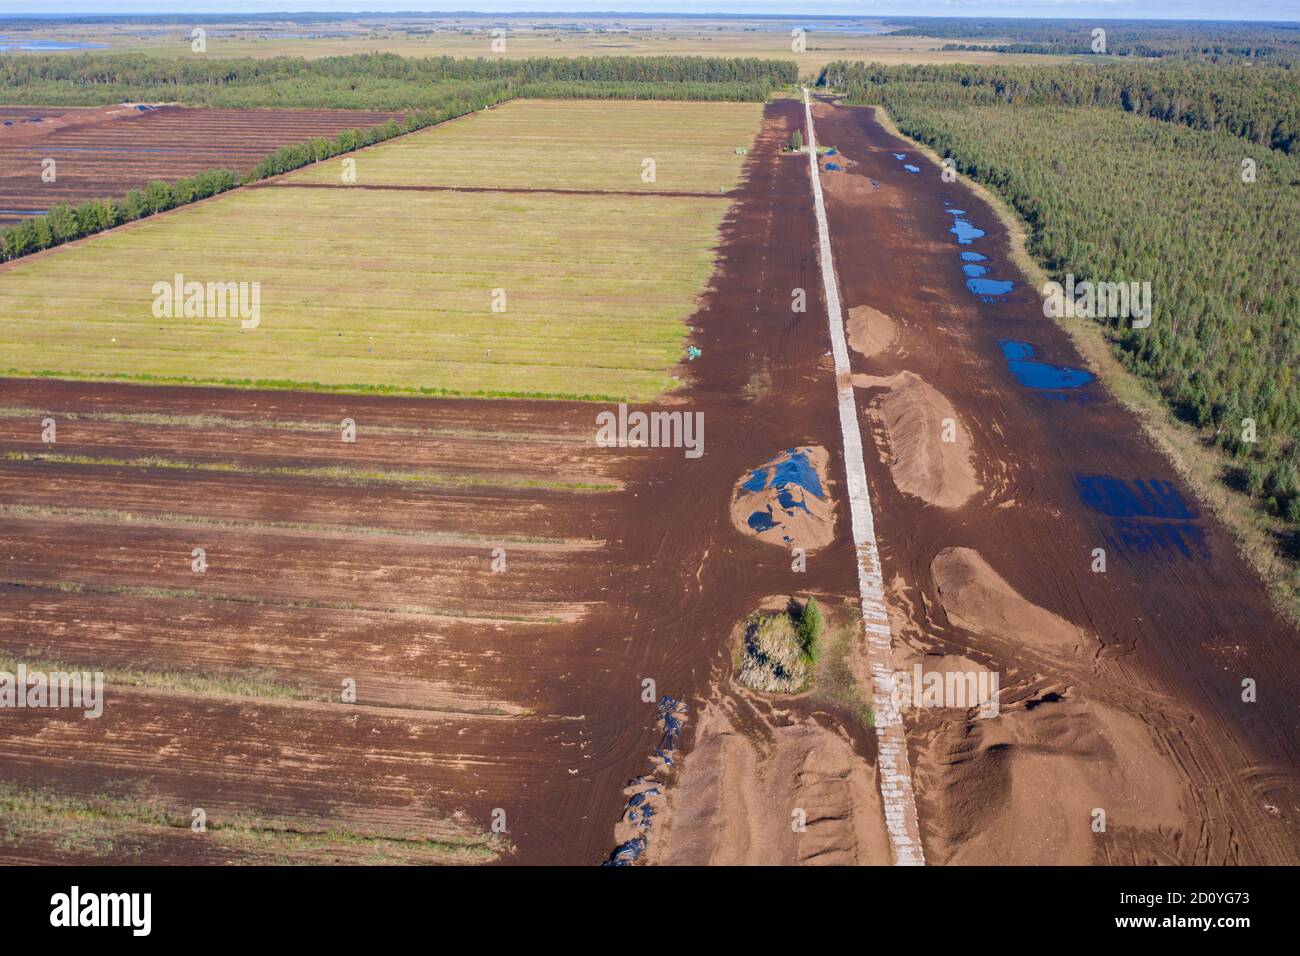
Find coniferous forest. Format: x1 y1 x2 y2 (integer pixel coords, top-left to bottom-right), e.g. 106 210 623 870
0 53 797 110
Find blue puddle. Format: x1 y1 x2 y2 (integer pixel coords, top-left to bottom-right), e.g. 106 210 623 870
1078 475 1208 561
1077 474 1196 519
604 695 688 866
824 162 843 171
944 193 1097 398
891 152 920 173
943 208 1008 296
968 278 1015 299
998 339 1094 391
946 209 1013 295
950 219 985 244
1106 519 1209 561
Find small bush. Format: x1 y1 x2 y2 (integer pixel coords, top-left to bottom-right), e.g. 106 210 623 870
737 598 822 694
798 596 824 659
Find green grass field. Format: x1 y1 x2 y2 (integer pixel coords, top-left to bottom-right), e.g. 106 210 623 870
0 100 762 401
288 99 761 193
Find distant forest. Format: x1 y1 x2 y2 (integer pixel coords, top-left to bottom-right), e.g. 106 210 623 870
884 17 1300 64
0 53 798 110
820 60 1300 539
818 61 1300 153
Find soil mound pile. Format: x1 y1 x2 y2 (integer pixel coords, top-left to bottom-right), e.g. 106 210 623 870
730 446 834 550
917 697 1187 864
931 547 1094 655
845 304 898 358
856 372 978 509
646 704 890 866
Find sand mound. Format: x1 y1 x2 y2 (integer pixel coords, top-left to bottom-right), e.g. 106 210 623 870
645 703 890 865
917 696 1187 864
731 446 835 551
893 652 1000 717
931 547 1094 655
845 305 898 358
820 169 887 203
855 371 978 509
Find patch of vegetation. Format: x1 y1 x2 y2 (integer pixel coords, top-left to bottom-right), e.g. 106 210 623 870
0 782 502 864
736 597 823 694
1 168 240 261
0 103 752 403
1 577 562 624
0 502 583 548
812 623 874 729
3 451 617 493
821 60 1300 153
0 405 581 444
0 651 319 704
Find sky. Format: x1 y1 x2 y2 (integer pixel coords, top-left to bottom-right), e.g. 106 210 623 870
2 2 1298 22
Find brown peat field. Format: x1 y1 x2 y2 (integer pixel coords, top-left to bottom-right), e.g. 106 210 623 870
0 104 406 226
0 89 1295 868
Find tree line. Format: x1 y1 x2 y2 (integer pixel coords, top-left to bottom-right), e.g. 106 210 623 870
819 60 1300 153
0 52 797 109
884 17 1300 63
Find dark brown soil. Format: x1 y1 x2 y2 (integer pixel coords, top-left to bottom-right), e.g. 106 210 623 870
0 105 405 224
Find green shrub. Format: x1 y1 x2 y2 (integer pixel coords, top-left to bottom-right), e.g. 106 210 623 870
736 598 823 694
798 596 823 660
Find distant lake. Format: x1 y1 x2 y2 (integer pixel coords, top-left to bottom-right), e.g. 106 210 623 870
0 39 109 51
